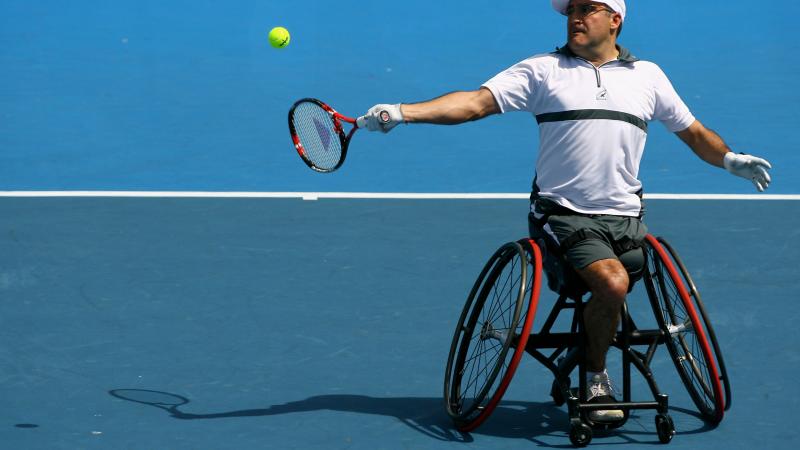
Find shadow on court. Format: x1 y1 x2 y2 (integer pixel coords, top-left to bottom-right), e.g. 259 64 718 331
108 389 717 446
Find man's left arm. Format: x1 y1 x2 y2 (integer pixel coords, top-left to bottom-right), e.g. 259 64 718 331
676 120 772 192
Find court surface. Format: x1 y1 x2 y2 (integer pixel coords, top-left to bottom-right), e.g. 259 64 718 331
2 198 798 449
1 0 797 194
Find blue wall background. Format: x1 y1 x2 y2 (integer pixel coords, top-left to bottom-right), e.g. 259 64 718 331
1 0 796 193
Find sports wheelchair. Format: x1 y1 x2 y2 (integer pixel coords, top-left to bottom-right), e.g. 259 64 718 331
443 234 731 446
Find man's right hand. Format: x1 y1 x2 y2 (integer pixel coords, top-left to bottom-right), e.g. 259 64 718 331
357 104 404 133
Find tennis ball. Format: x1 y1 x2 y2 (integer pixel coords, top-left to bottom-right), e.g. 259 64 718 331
268 26 290 49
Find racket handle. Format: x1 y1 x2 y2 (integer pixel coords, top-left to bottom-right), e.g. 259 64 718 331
355 111 389 129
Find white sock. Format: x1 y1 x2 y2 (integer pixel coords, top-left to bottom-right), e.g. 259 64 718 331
586 369 607 382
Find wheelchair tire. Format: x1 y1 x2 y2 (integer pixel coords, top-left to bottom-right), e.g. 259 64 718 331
655 414 676 443
569 420 593 447
444 239 543 431
656 237 731 412
643 235 725 424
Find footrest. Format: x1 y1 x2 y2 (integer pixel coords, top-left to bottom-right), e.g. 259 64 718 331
577 401 660 412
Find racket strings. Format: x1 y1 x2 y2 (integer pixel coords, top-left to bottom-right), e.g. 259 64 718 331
292 102 343 170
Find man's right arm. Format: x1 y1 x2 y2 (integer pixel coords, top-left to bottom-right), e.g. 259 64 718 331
360 87 500 133
401 88 500 125
360 55 545 132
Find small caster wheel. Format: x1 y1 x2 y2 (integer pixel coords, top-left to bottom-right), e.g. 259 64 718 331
569 420 592 447
655 414 675 443
550 378 569 406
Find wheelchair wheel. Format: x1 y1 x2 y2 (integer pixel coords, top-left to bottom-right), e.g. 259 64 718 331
656 237 731 412
643 235 725 423
444 239 543 431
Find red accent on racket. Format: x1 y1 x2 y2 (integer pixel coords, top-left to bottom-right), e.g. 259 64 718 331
288 98 368 173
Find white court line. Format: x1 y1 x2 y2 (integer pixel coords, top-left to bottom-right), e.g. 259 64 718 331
0 191 799 200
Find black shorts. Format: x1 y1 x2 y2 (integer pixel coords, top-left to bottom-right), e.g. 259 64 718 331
528 198 648 270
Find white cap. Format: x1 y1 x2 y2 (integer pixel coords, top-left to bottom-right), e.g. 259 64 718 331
551 0 626 22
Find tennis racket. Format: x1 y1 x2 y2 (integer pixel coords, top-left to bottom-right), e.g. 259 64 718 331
288 98 389 173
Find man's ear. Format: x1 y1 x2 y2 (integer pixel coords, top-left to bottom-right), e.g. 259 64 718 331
610 13 623 36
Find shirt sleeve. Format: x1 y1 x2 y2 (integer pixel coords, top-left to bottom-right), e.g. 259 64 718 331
651 64 696 132
481 56 550 113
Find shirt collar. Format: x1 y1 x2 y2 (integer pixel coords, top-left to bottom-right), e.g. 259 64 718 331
554 43 639 63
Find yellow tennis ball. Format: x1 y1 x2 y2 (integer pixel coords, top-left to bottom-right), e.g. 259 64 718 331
268 26 290 49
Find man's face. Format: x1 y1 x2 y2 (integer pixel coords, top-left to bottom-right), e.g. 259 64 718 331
566 0 619 48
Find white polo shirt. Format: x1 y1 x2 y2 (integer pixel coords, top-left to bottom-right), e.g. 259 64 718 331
482 45 696 216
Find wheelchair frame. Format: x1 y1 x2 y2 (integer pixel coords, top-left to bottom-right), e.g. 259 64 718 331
443 234 730 446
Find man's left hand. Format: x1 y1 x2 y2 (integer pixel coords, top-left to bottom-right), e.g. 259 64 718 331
723 152 772 192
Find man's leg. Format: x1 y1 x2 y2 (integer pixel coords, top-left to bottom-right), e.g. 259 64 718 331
576 258 629 372
575 257 629 422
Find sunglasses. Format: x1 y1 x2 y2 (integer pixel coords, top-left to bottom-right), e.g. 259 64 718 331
565 3 615 18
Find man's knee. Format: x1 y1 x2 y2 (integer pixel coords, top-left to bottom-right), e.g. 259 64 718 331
596 272 629 303
578 259 629 303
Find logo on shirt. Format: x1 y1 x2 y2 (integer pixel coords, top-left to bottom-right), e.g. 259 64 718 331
596 88 608 101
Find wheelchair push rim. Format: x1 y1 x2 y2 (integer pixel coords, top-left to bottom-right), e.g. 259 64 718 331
644 235 725 423
656 236 732 412
444 239 542 431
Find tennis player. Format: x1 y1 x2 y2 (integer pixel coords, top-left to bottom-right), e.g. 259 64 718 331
360 0 771 423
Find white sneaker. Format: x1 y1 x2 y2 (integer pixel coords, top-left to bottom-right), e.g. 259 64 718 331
586 372 624 423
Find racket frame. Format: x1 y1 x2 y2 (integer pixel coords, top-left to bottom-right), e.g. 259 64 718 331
288 98 358 173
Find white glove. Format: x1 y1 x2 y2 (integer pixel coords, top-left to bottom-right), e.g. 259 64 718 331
356 104 404 133
723 152 772 192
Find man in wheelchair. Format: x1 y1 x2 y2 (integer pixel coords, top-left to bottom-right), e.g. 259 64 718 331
358 0 773 426
528 195 649 422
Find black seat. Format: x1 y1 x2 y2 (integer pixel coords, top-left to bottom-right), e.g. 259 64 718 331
535 235 645 300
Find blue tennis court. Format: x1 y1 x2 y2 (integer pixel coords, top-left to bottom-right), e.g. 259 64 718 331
1 198 798 449
1 1 798 449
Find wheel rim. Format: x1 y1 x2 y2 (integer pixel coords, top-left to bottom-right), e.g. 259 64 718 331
657 237 732 411
444 240 542 430
644 235 724 422
445 243 526 422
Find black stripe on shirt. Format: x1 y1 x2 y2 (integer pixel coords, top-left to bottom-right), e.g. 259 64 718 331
535 109 648 133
